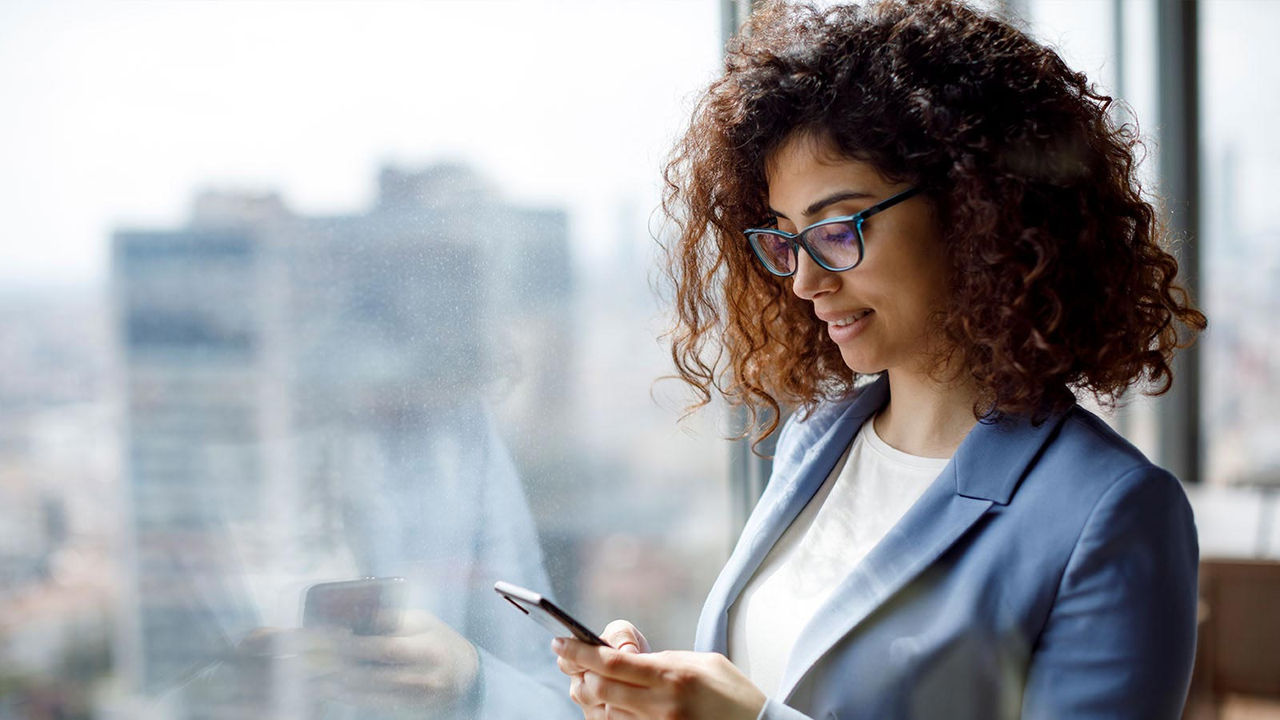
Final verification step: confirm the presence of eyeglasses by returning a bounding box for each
[744,186,922,277]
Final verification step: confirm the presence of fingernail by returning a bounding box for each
[551,637,565,652]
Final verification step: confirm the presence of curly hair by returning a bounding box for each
[660,0,1206,444]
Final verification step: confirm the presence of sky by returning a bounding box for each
[0,0,722,286]
[2,0,1277,288]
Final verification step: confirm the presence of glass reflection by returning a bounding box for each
[113,165,577,718]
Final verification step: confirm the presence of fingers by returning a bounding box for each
[388,608,448,635]
[314,656,473,710]
[552,637,662,686]
[337,634,418,665]
[556,650,587,676]
[555,619,648,676]
[601,620,650,654]
[569,673,643,720]
[579,670,649,709]
[555,621,657,719]
[334,627,473,668]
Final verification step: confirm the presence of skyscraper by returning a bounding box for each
[111,164,573,718]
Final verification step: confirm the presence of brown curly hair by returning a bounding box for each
[660,0,1206,443]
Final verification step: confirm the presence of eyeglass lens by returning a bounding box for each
[750,221,862,274]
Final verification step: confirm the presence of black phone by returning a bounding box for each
[301,577,405,635]
[493,580,610,647]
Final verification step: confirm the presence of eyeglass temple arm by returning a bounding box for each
[858,186,922,221]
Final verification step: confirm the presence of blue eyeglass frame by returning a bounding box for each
[743,186,922,277]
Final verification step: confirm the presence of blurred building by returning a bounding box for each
[109,164,572,717]
[111,210,275,702]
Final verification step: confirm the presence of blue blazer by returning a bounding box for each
[694,375,1198,720]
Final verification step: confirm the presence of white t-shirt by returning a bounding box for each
[727,415,951,695]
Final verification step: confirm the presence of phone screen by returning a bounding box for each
[302,577,405,635]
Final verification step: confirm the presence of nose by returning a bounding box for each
[790,246,839,301]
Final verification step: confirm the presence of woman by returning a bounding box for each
[553,1,1206,718]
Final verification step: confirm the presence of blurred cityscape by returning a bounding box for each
[0,162,728,718]
[1203,149,1280,490]
[2,155,1279,718]
[1,155,1279,715]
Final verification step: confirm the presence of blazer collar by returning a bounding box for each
[953,406,1066,504]
[776,372,1070,505]
[775,397,1069,700]
[693,375,886,655]
[694,373,1073,698]
[814,374,1071,505]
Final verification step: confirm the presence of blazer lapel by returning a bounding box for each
[694,376,891,654]
[776,407,1072,702]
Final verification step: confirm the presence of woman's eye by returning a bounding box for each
[812,224,857,246]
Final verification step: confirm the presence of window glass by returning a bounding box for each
[1196,0,1280,556]
[1201,0,1280,487]
[0,2,727,717]
[1025,0,1280,556]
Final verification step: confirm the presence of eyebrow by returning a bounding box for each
[769,190,874,221]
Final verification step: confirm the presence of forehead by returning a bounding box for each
[764,134,887,215]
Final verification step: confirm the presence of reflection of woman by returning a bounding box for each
[183,404,577,720]
[554,2,1207,719]
[328,403,577,719]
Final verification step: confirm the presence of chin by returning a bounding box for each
[838,349,886,377]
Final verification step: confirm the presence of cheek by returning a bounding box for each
[868,270,948,333]
[899,237,951,309]
[853,260,930,317]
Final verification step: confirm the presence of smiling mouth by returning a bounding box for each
[830,309,873,327]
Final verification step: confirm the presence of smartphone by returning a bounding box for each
[493,581,610,647]
[301,577,405,635]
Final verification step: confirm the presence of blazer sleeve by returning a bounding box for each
[1021,465,1199,720]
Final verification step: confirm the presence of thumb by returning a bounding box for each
[601,619,649,654]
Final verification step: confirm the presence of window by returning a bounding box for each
[1019,0,1280,555]
[0,2,727,717]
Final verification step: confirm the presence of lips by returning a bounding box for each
[818,308,873,326]
[822,308,874,344]
[829,309,873,327]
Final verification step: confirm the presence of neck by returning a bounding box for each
[874,367,981,459]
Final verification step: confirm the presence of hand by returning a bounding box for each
[552,620,766,720]
[554,620,650,717]
[313,609,480,713]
